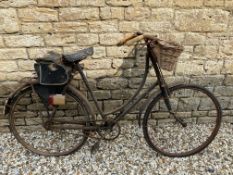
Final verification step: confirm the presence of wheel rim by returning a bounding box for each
[144,85,221,157]
[10,87,89,156]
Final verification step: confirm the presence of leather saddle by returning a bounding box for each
[36,47,94,64]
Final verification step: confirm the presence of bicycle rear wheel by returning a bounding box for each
[143,84,222,157]
[9,85,91,156]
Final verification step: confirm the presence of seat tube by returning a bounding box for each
[75,63,106,119]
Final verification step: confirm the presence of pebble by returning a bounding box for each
[0,123,233,174]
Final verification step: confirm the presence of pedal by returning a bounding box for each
[90,140,100,155]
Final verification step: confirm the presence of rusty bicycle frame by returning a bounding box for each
[69,40,172,131]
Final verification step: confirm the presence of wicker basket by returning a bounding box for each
[151,39,184,71]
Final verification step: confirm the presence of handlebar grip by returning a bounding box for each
[117,33,158,46]
[125,35,144,46]
[117,33,138,46]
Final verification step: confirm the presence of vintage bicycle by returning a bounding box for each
[4,32,222,157]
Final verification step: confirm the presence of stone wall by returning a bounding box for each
[0,0,233,131]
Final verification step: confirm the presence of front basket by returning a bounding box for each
[151,39,184,71]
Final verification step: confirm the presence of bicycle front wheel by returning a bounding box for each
[9,85,91,156]
[143,84,222,157]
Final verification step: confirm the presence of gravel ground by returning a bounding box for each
[0,122,233,175]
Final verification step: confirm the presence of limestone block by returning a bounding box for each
[4,35,44,47]
[99,33,123,46]
[76,0,105,6]
[18,8,58,22]
[125,7,151,20]
[76,34,99,45]
[224,75,233,85]
[204,0,224,7]
[0,61,18,72]
[119,21,139,32]
[0,49,28,60]
[151,8,174,21]
[215,86,233,96]
[86,69,122,78]
[100,7,124,20]
[97,78,128,89]
[104,100,123,112]
[222,60,233,74]
[44,33,75,46]
[0,9,19,33]
[89,21,118,32]
[176,61,205,75]
[59,8,99,21]
[0,0,36,7]
[83,59,112,70]
[184,33,206,45]
[174,0,203,7]
[106,0,132,6]
[38,0,76,6]
[18,60,34,71]
[175,9,229,32]
[145,0,173,7]
[21,23,53,33]
[54,22,88,33]
[89,90,111,100]
[6,72,32,81]
[204,60,223,75]
[140,22,173,32]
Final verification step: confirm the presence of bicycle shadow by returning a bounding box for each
[75,42,183,118]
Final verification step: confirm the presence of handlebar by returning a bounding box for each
[117,33,138,46]
[117,32,158,46]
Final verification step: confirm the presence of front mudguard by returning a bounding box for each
[4,79,38,115]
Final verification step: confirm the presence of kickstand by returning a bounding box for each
[90,139,101,155]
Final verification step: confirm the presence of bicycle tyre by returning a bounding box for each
[9,84,92,156]
[143,84,222,157]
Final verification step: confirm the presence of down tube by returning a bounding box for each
[112,81,159,124]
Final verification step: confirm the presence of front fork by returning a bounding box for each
[148,47,187,127]
[160,82,187,127]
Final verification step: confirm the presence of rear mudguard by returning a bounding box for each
[137,84,185,127]
[4,79,38,115]
[4,80,95,122]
